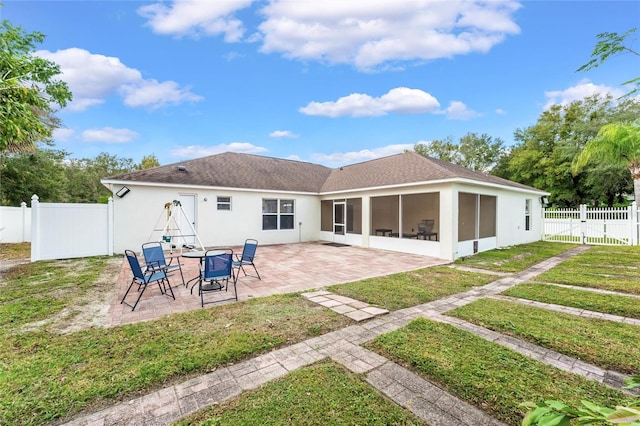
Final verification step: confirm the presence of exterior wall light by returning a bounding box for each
[116,186,130,198]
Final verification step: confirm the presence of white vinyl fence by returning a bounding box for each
[544,202,639,246]
[0,202,31,243]
[30,195,114,261]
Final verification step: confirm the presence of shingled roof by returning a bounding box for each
[105,151,541,193]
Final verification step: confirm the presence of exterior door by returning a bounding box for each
[178,194,196,245]
[334,201,347,243]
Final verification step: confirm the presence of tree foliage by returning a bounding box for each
[578,27,639,97]
[493,94,640,207]
[0,14,72,153]
[573,121,640,203]
[0,151,157,205]
[414,132,505,172]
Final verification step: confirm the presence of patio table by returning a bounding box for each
[182,250,224,291]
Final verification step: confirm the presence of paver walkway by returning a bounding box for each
[63,244,634,426]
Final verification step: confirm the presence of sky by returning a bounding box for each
[3,0,639,168]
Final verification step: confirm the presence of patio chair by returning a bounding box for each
[121,249,175,311]
[233,239,261,280]
[142,242,185,287]
[417,219,438,241]
[198,249,237,307]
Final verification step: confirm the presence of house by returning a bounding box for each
[101,151,548,261]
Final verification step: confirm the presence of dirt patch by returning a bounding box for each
[18,257,123,334]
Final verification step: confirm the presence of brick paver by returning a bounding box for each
[63,244,636,426]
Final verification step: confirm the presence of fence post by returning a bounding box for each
[20,202,27,242]
[107,197,114,256]
[632,202,638,246]
[30,195,39,262]
[579,204,587,244]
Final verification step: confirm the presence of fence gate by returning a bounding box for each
[544,203,638,246]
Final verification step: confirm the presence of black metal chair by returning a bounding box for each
[121,250,175,311]
[142,242,185,286]
[417,219,438,241]
[198,249,237,307]
[233,239,261,280]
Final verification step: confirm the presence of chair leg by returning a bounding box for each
[120,278,137,305]
[122,282,148,311]
[163,277,175,300]
[251,262,261,280]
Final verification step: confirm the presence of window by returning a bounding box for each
[262,199,294,230]
[217,196,231,211]
[525,199,531,231]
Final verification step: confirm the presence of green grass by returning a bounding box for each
[535,245,640,294]
[449,298,640,375]
[328,266,496,311]
[177,359,424,426]
[504,283,640,319]
[454,241,575,273]
[0,259,352,426]
[368,318,631,426]
[0,257,114,329]
[0,242,30,260]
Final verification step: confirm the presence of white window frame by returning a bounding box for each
[262,198,295,230]
[525,199,532,231]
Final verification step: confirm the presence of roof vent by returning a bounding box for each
[177,165,187,172]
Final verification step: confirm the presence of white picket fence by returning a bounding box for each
[544,203,639,246]
[0,202,31,243]
[30,195,114,261]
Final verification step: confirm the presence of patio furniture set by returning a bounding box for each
[375,219,438,241]
[121,239,260,311]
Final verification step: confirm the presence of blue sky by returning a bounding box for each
[3,1,639,167]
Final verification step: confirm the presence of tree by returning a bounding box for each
[0,13,72,153]
[64,153,138,203]
[137,154,160,170]
[414,132,505,172]
[573,121,640,203]
[494,94,640,207]
[0,149,68,205]
[577,28,639,97]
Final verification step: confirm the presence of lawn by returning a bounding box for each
[328,266,497,311]
[177,359,424,426]
[453,241,575,273]
[2,241,636,426]
[367,318,630,426]
[449,298,640,375]
[504,282,640,319]
[534,245,640,294]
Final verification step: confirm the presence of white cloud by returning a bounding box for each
[270,130,300,138]
[120,79,203,109]
[170,142,268,158]
[259,0,521,70]
[495,108,506,115]
[138,0,253,41]
[543,79,625,110]
[36,48,203,111]
[53,128,75,141]
[311,143,413,167]
[81,127,140,143]
[441,100,480,120]
[300,87,440,117]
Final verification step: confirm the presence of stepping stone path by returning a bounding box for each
[302,290,389,321]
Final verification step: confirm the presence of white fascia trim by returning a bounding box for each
[319,178,549,197]
[99,179,318,196]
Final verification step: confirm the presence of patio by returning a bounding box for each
[108,241,450,326]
